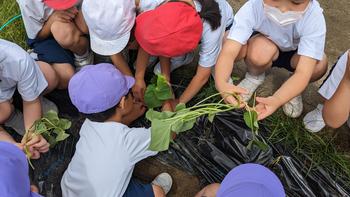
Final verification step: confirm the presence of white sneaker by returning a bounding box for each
[151,173,173,195]
[153,52,195,74]
[4,109,25,135]
[41,97,58,113]
[303,104,325,132]
[75,50,94,71]
[283,95,303,118]
[237,72,265,102]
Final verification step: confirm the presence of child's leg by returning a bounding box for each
[52,63,75,89]
[245,34,279,75]
[152,185,165,197]
[0,126,16,143]
[290,54,328,81]
[0,101,13,124]
[37,61,59,93]
[195,183,221,197]
[51,21,89,56]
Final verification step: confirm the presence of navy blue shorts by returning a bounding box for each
[272,49,297,72]
[123,178,154,197]
[27,37,75,66]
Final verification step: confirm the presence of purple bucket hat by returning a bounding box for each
[68,63,135,114]
[217,163,285,197]
[0,142,42,197]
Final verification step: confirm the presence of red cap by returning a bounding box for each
[43,0,78,10]
[135,2,203,57]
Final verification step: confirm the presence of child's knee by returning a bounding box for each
[311,54,328,81]
[0,102,13,123]
[38,61,59,92]
[51,21,79,49]
[53,64,75,89]
[152,184,165,197]
[246,36,278,67]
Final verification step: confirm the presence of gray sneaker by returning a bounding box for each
[151,173,173,195]
[4,109,25,135]
[153,52,195,74]
[75,51,94,71]
[237,72,265,102]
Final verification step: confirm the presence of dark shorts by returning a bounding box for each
[319,54,343,88]
[271,49,297,72]
[123,178,154,197]
[27,37,75,66]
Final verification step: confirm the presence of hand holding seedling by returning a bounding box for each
[133,78,147,103]
[217,83,248,106]
[255,96,283,120]
[22,110,71,168]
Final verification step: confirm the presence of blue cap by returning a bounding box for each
[217,163,285,197]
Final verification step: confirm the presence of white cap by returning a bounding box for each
[82,0,135,56]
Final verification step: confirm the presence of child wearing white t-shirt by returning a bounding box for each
[0,39,50,159]
[304,50,350,132]
[16,0,93,89]
[62,63,172,197]
[215,0,328,120]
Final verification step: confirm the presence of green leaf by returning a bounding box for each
[252,140,269,152]
[146,109,176,122]
[56,132,70,142]
[175,103,186,111]
[171,118,196,133]
[58,119,72,130]
[44,110,59,124]
[148,119,173,152]
[144,85,163,108]
[33,122,47,135]
[243,110,258,131]
[144,75,173,108]
[208,113,215,123]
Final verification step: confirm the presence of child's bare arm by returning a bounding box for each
[23,98,42,132]
[110,53,133,76]
[256,55,317,120]
[323,51,350,128]
[133,47,151,102]
[215,39,248,105]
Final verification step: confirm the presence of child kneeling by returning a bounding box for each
[61,63,172,197]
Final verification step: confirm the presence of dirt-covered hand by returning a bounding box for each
[133,79,146,103]
[256,96,282,120]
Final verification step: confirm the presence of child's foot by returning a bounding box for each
[152,173,173,195]
[153,52,195,74]
[237,72,265,102]
[283,95,303,118]
[4,109,25,135]
[303,104,325,132]
[75,50,94,71]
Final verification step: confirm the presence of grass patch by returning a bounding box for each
[0,0,26,48]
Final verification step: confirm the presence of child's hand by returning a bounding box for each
[255,96,282,120]
[50,9,78,23]
[22,134,50,159]
[217,82,248,107]
[132,79,146,103]
[162,100,174,112]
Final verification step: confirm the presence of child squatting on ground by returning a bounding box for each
[17,0,93,90]
[0,39,52,160]
[215,0,328,120]
[133,0,234,111]
[304,50,350,132]
[61,63,172,197]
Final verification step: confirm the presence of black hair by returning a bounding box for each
[81,105,117,122]
[169,0,222,31]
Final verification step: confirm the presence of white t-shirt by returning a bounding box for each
[140,0,234,68]
[228,0,326,61]
[16,0,54,39]
[61,119,157,197]
[0,39,48,102]
[319,50,349,100]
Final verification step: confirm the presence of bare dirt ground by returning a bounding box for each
[134,1,350,196]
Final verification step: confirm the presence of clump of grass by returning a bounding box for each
[0,0,27,48]
[265,112,350,184]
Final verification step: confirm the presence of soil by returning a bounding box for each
[134,1,350,196]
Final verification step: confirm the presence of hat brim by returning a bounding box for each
[44,0,78,10]
[90,31,130,56]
